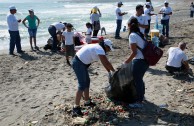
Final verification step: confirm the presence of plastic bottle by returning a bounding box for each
[152,35,159,47]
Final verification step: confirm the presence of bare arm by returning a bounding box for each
[182,60,190,70]
[124,43,137,63]
[22,18,28,28]
[99,55,115,72]
[36,17,40,27]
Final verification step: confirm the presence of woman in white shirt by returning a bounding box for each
[90,6,101,37]
[123,18,149,108]
[71,39,115,116]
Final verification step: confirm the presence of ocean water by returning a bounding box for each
[0,0,164,51]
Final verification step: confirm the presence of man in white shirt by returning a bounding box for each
[7,5,25,55]
[127,4,148,36]
[166,42,191,75]
[115,1,127,39]
[159,1,172,37]
[144,2,156,37]
[48,22,66,52]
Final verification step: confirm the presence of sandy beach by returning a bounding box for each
[0,0,194,126]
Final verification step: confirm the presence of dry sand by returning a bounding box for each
[0,0,194,126]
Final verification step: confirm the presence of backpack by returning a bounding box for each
[136,33,163,66]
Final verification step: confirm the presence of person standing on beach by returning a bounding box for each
[72,39,115,116]
[144,2,156,37]
[115,1,128,39]
[85,22,93,44]
[22,9,40,51]
[62,23,75,66]
[127,4,148,37]
[123,18,149,108]
[48,22,66,52]
[145,0,154,11]
[7,5,25,55]
[165,42,192,75]
[159,1,172,38]
[90,6,101,37]
[190,2,194,17]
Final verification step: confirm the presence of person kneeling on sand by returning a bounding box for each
[72,39,115,116]
[166,42,192,75]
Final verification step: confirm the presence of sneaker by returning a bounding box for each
[9,53,16,56]
[35,46,39,50]
[84,101,96,107]
[17,50,25,53]
[72,107,83,117]
[115,36,122,39]
[128,103,143,108]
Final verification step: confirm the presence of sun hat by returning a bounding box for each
[28,9,34,12]
[9,5,16,10]
[118,1,123,5]
[104,39,114,51]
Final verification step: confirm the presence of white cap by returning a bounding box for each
[145,2,151,6]
[104,39,114,51]
[117,1,123,5]
[9,5,16,10]
[28,9,34,12]
[164,1,168,4]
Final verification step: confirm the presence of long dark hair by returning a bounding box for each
[129,18,144,38]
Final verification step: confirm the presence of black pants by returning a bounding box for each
[48,26,57,51]
[93,30,99,37]
[165,65,186,73]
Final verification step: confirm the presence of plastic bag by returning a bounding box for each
[105,62,137,103]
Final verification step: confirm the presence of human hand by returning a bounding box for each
[18,19,21,23]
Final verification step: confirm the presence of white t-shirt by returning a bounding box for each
[128,14,148,34]
[144,8,151,20]
[190,5,194,11]
[167,47,188,68]
[7,14,19,31]
[160,6,172,20]
[62,31,74,45]
[115,7,122,20]
[51,22,65,31]
[129,33,145,59]
[90,13,101,24]
[76,44,105,64]
[86,28,92,38]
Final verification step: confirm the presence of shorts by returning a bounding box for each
[28,28,37,37]
[65,44,75,57]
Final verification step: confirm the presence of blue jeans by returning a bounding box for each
[115,19,122,38]
[28,28,37,37]
[72,56,90,91]
[48,26,57,51]
[161,19,169,37]
[132,59,149,102]
[8,30,22,54]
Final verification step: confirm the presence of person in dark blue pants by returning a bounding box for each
[7,5,24,55]
[123,18,149,108]
[115,1,127,39]
[159,1,172,37]
[48,22,66,52]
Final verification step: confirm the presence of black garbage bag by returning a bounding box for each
[105,62,137,103]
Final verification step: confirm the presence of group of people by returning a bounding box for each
[6,1,192,117]
[115,1,172,39]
